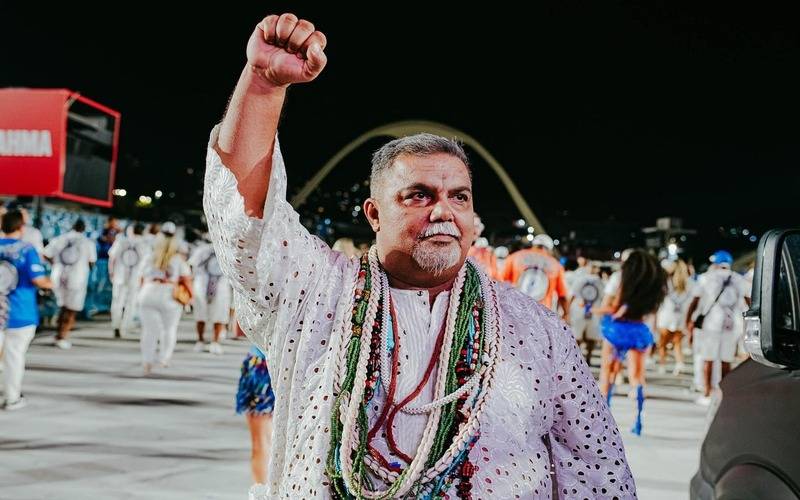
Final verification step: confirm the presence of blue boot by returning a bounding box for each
[631,385,644,436]
[606,383,615,408]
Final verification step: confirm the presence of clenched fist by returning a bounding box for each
[246,13,328,88]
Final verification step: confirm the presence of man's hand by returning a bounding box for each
[32,276,53,290]
[247,13,328,88]
[215,13,328,217]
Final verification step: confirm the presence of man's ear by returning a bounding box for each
[363,198,380,232]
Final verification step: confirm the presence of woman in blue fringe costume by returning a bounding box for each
[597,249,666,436]
[235,322,275,487]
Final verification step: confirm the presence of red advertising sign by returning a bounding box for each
[0,88,120,207]
[0,88,67,196]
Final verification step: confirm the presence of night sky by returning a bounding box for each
[3,3,798,258]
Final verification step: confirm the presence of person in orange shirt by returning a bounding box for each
[466,214,498,279]
[502,234,569,320]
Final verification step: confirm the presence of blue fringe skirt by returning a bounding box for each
[600,315,654,359]
[235,347,275,415]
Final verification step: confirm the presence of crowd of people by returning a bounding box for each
[0,205,276,485]
[468,225,752,413]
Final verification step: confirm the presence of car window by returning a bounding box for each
[776,233,800,332]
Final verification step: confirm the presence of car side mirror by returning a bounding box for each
[743,229,800,369]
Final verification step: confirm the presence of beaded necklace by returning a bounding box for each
[326,247,501,499]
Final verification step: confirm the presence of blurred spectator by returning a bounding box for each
[568,262,605,366]
[467,214,499,279]
[686,250,751,405]
[1,210,53,410]
[1,203,44,256]
[43,219,97,349]
[137,222,192,374]
[98,217,122,259]
[332,237,358,258]
[189,231,231,355]
[502,234,569,319]
[108,222,150,338]
[655,259,694,375]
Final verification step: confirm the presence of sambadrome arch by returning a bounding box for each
[289,120,545,234]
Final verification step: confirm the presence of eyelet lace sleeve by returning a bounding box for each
[549,318,637,499]
[202,125,334,364]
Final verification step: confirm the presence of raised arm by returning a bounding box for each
[203,13,341,359]
[214,13,327,218]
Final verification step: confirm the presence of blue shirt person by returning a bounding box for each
[0,238,47,329]
[1,209,53,410]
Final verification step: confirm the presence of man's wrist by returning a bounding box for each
[244,65,289,95]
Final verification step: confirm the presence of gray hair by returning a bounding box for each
[370,133,471,197]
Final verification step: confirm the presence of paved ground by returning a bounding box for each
[1,316,711,499]
[605,366,709,500]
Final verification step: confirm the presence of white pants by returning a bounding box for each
[111,282,139,331]
[696,329,739,363]
[0,325,36,402]
[192,282,232,325]
[54,285,88,312]
[693,352,722,389]
[138,283,182,365]
[570,315,602,342]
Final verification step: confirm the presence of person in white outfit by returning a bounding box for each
[568,261,604,366]
[202,13,635,496]
[655,258,694,375]
[188,234,231,354]
[18,207,45,256]
[143,223,160,249]
[108,222,151,338]
[43,219,97,349]
[137,222,192,374]
[564,255,590,291]
[0,204,45,257]
[687,250,751,405]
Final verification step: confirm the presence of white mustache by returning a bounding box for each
[419,222,461,239]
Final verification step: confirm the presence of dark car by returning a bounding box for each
[691,229,800,500]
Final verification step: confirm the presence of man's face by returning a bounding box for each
[364,153,474,285]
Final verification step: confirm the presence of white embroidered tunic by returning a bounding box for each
[203,127,636,499]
